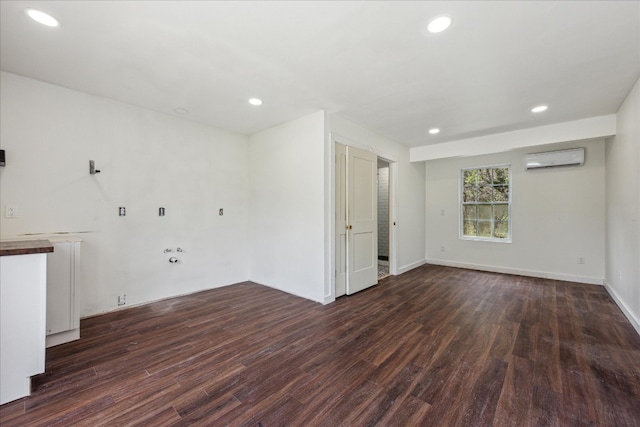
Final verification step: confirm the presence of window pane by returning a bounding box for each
[477,221,491,238]
[463,187,477,202]
[478,186,492,202]
[463,170,477,186]
[478,205,492,220]
[463,220,477,236]
[463,205,477,220]
[478,169,492,186]
[493,168,509,185]
[493,185,509,202]
[493,204,509,222]
[494,221,509,239]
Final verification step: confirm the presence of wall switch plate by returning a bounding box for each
[119,207,126,216]
[219,208,223,216]
[5,206,17,218]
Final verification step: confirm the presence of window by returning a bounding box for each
[461,166,511,241]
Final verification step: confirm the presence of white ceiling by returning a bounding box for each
[1,1,639,148]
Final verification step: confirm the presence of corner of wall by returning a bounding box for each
[604,76,640,336]
[604,280,640,336]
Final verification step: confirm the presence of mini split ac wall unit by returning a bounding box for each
[524,147,585,170]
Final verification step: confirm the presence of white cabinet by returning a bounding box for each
[0,240,52,405]
[45,237,82,348]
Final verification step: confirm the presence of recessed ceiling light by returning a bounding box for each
[531,105,548,113]
[173,108,189,114]
[26,9,60,27]
[429,128,440,135]
[248,98,263,106]
[427,16,452,33]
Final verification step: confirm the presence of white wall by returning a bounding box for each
[329,115,427,275]
[0,72,250,316]
[248,111,326,303]
[606,77,640,333]
[425,139,606,284]
[9,66,631,327]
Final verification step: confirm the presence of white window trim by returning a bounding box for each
[459,164,512,243]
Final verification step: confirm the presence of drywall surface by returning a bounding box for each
[606,77,640,332]
[329,115,427,275]
[425,138,606,284]
[411,115,616,161]
[0,72,250,316]
[248,111,326,303]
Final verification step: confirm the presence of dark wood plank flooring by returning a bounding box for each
[1,264,639,426]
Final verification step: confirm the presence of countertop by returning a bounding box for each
[0,240,54,256]
[3,233,84,243]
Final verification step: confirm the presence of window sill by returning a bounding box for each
[460,236,512,243]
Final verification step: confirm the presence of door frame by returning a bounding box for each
[376,157,397,278]
[329,133,398,301]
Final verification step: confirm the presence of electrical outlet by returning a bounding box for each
[219,208,223,216]
[578,257,585,264]
[119,207,126,216]
[440,209,445,216]
[440,245,445,252]
[118,294,126,306]
[5,206,17,218]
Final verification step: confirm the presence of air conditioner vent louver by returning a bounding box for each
[524,148,585,170]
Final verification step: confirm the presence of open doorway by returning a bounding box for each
[377,158,391,280]
[333,140,397,300]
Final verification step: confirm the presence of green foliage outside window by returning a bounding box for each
[461,167,510,240]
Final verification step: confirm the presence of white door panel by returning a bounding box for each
[352,157,375,221]
[346,146,378,295]
[353,232,375,272]
[335,143,347,297]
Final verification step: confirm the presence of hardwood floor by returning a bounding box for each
[1,264,639,426]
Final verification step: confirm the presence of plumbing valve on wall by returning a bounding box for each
[89,160,100,175]
[165,248,184,264]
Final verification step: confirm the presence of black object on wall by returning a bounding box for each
[0,150,5,166]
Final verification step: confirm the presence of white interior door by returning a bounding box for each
[346,145,378,294]
[335,143,347,297]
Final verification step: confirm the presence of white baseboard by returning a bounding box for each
[603,280,640,336]
[425,258,604,285]
[250,279,325,304]
[397,259,427,275]
[322,295,336,305]
[46,328,80,348]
